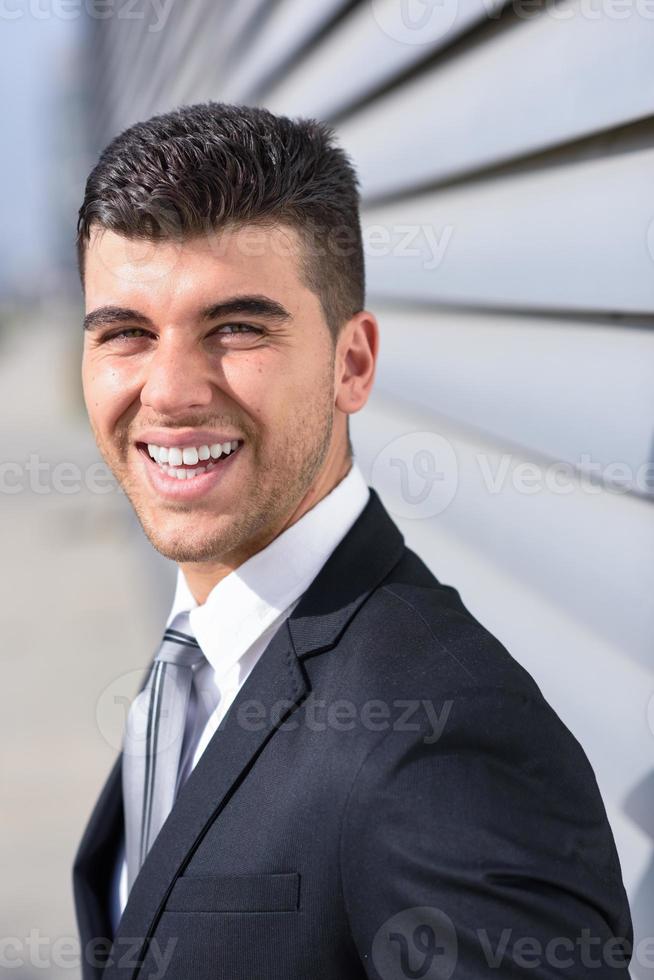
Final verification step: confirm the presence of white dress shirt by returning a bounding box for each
[109,461,370,934]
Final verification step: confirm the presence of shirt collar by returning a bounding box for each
[166,460,370,680]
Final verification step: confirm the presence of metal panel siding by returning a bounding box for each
[352,389,654,671]
[362,147,654,313]
[335,9,654,197]
[218,0,353,103]
[262,0,494,119]
[371,305,654,498]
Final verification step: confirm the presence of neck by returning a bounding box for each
[179,451,353,604]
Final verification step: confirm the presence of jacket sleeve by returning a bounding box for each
[339,686,633,979]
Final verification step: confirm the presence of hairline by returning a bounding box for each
[77,217,349,344]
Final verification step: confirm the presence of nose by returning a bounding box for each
[140,334,214,416]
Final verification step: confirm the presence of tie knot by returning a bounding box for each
[155,627,206,668]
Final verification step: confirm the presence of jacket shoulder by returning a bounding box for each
[346,542,542,701]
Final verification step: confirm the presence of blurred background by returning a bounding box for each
[1,1,653,976]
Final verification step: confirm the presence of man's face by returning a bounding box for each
[81,223,344,569]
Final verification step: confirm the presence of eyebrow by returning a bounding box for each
[83,294,294,332]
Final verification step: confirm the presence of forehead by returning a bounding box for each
[83,223,309,311]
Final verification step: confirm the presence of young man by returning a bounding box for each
[73,102,632,979]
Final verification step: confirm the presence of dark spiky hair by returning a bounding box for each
[76,101,365,341]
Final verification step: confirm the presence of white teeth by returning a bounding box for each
[162,462,214,480]
[144,439,242,478]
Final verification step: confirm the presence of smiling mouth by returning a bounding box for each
[136,439,244,480]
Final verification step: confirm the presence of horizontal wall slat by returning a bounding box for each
[263,0,491,120]
[350,390,654,672]
[162,0,269,114]
[125,0,216,126]
[336,6,654,199]
[220,0,351,104]
[372,306,654,497]
[362,146,654,314]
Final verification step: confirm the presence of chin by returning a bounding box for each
[135,510,223,562]
[147,532,222,564]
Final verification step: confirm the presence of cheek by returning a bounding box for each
[221,354,301,425]
[82,358,136,431]
[245,366,317,424]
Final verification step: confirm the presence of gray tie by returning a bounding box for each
[122,614,207,892]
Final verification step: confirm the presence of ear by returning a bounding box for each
[334,311,379,415]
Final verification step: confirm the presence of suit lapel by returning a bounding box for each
[286,487,405,659]
[76,488,404,980]
[103,622,307,980]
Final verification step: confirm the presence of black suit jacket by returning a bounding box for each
[73,487,633,979]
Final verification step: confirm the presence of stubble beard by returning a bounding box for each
[100,381,336,567]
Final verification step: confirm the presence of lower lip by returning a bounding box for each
[136,443,244,502]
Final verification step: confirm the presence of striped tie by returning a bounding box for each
[121,616,206,893]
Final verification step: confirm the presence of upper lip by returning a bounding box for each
[135,430,244,449]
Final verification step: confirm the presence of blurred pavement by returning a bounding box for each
[0,306,174,979]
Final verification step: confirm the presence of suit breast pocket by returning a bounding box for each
[166,871,301,913]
